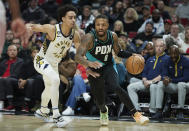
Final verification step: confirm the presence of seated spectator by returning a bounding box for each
[138,5,151,27]
[163,24,184,47]
[131,21,154,53]
[141,41,155,61]
[175,0,189,27]
[1,30,14,59]
[181,27,189,54]
[171,14,184,33]
[127,39,169,115]
[0,44,23,111]
[113,20,125,37]
[15,45,43,112]
[122,8,140,38]
[163,19,172,35]
[62,64,91,115]
[76,5,95,31]
[156,45,189,119]
[22,0,47,24]
[138,9,165,35]
[157,0,171,20]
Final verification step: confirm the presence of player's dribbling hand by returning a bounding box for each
[11,18,32,47]
[88,61,102,69]
[86,69,100,78]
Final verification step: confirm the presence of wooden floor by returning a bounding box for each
[0,114,189,131]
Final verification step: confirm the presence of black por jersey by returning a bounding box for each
[86,30,114,66]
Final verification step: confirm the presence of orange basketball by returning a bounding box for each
[125,55,145,75]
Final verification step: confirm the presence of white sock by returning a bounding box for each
[53,108,61,118]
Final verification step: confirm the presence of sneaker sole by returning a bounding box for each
[34,112,54,123]
[56,116,73,128]
[140,119,149,125]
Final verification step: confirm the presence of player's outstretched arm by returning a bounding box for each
[26,24,55,40]
[75,33,102,69]
[112,32,133,58]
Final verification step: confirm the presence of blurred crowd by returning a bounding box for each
[0,0,189,120]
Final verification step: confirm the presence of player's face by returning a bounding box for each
[95,18,109,37]
[63,11,76,28]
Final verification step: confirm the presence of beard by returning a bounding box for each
[152,17,160,23]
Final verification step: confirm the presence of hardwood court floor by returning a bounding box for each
[0,114,189,131]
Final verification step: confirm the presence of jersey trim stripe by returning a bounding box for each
[86,52,105,66]
[51,25,57,42]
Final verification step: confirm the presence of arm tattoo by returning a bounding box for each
[75,34,93,67]
[113,33,121,55]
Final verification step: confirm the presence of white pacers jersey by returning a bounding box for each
[37,24,74,67]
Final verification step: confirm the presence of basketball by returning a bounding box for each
[125,55,145,75]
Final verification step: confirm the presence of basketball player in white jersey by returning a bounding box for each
[26,5,80,128]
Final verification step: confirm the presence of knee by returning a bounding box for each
[178,82,186,91]
[49,73,60,86]
[127,84,135,92]
[150,84,157,91]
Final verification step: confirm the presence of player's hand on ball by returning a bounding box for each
[88,61,102,69]
[86,69,100,78]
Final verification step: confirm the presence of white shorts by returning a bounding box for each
[34,55,59,77]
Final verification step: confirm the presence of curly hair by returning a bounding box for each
[57,4,78,22]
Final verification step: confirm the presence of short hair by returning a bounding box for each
[57,4,78,22]
[146,21,154,27]
[94,15,109,23]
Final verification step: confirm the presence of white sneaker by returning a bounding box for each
[100,106,109,126]
[54,115,73,128]
[133,112,149,125]
[34,109,54,123]
[83,93,91,102]
[62,107,74,115]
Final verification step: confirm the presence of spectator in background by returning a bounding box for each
[127,39,168,115]
[163,24,184,49]
[62,64,91,115]
[1,30,14,59]
[113,20,125,36]
[156,45,189,119]
[22,0,47,24]
[131,21,154,53]
[138,6,151,27]
[175,0,189,27]
[109,1,124,26]
[122,8,140,38]
[157,0,171,20]
[122,0,132,10]
[141,41,155,61]
[49,18,58,25]
[138,9,165,35]
[0,44,23,110]
[76,5,95,31]
[40,0,59,19]
[171,14,184,33]
[181,27,189,54]
[163,19,172,35]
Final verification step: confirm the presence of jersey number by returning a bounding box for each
[104,55,108,61]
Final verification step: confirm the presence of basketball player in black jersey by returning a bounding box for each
[75,15,149,126]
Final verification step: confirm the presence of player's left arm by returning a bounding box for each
[112,32,133,58]
[73,30,81,50]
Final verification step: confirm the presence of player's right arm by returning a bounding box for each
[75,33,102,69]
[26,24,55,41]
